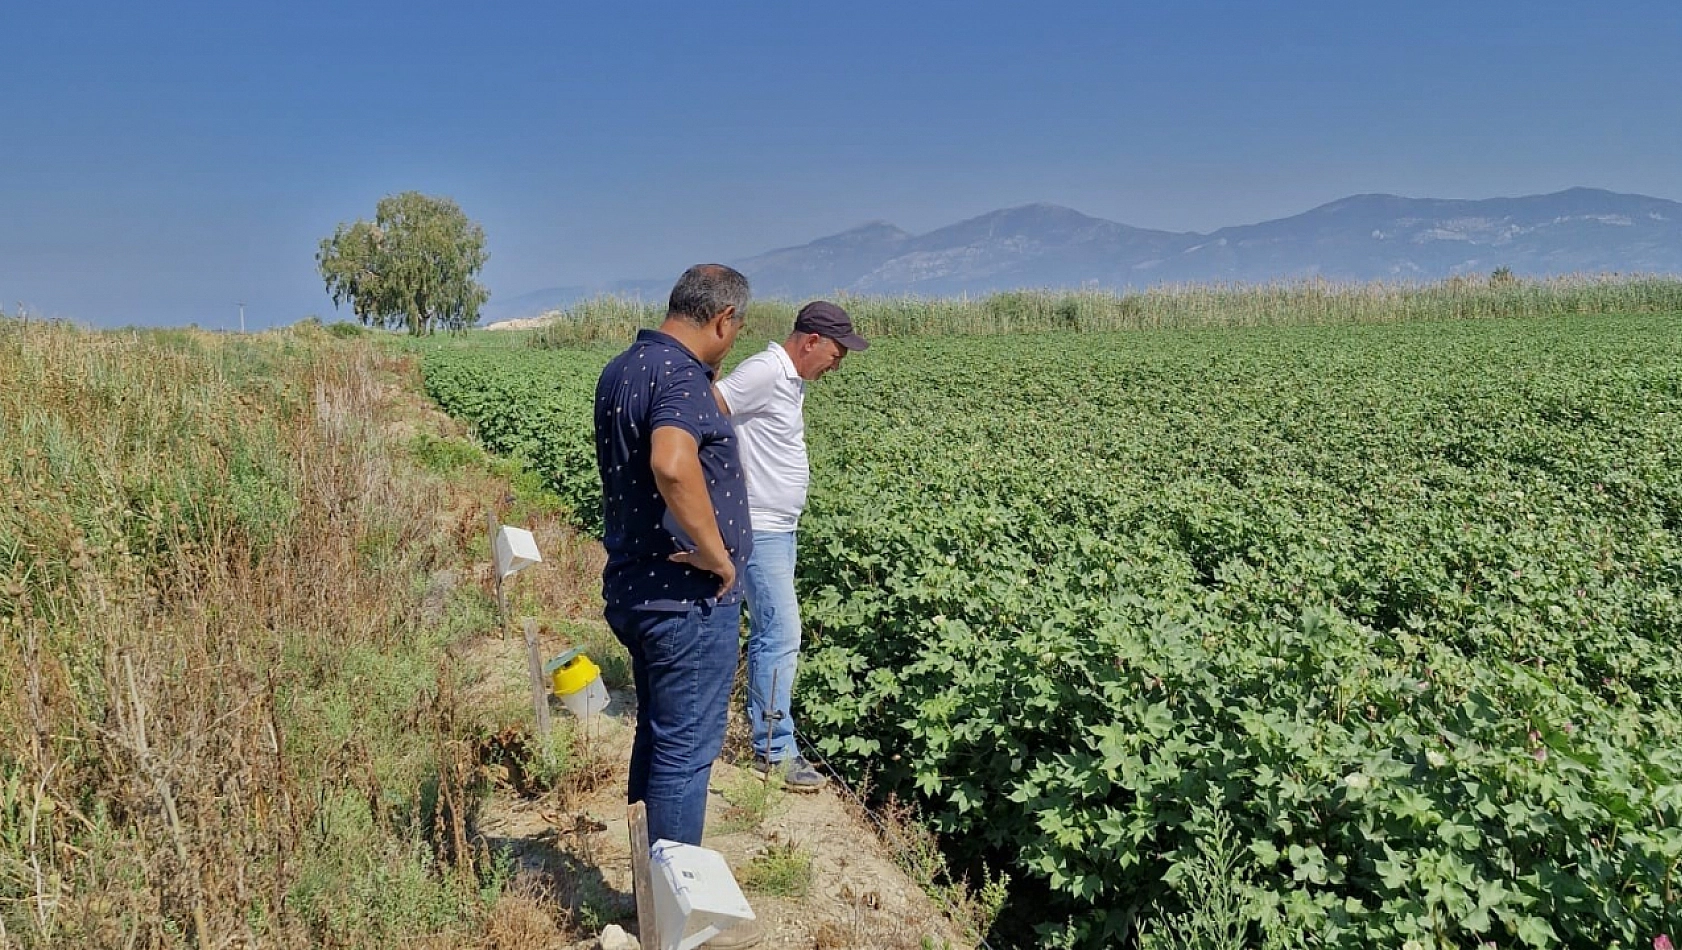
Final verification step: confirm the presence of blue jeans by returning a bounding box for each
[742,531,802,763]
[605,599,740,846]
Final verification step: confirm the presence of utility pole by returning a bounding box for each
[237,302,245,334]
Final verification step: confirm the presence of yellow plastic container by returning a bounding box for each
[548,651,609,718]
[550,653,600,696]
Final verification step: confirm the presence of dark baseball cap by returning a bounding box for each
[793,301,870,351]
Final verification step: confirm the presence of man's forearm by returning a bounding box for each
[655,466,729,563]
[650,427,730,568]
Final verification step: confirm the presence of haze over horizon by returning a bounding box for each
[5,0,1680,329]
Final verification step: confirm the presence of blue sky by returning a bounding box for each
[4,0,1679,328]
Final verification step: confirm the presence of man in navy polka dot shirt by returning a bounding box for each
[594,264,751,848]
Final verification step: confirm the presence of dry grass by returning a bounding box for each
[0,321,571,948]
[820,777,1004,950]
[811,892,961,950]
[525,273,1682,348]
[478,872,568,950]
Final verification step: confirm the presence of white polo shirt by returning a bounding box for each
[715,342,808,533]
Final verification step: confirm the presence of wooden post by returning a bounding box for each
[486,509,507,637]
[628,802,658,949]
[522,618,551,739]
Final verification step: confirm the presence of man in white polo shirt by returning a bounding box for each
[714,301,868,790]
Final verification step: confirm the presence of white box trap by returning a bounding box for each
[648,839,755,950]
[492,525,542,580]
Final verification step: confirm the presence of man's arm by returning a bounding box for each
[714,353,775,419]
[649,425,735,598]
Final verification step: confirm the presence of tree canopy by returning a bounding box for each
[317,192,489,334]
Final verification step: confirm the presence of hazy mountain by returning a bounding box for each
[735,221,912,298]
[488,188,1682,320]
[1143,187,1682,283]
[840,204,1187,296]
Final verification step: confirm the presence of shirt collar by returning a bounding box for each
[637,328,715,379]
[768,341,801,380]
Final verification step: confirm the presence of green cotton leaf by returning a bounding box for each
[842,735,879,756]
[1650,826,1682,861]
[1476,878,1510,908]
[1067,872,1104,901]
[1392,788,1440,827]
[1459,878,1509,934]
[1374,851,1411,891]
[1095,811,1127,848]
[915,770,944,796]
[1512,914,1557,948]
[1436,818,1481,850]
[1289,843,1329,885]
[1653,784,1682,812]
[1141,702,1175,737]
[949,782,983,813]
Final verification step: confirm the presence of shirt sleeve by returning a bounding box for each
[649,365,711,441]
[715,352,781,418]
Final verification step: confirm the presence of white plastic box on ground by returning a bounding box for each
[648,839,755,950]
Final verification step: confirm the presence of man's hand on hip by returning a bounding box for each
[669,548,736,599]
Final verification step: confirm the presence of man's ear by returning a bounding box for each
[710,306,738,336]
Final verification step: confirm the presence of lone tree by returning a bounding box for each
[317,192,489,334]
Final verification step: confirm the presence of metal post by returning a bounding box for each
[761,667,782,778]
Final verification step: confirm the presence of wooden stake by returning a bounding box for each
[629,802,658,949]
[522,618,551,738]
[486,509,508,637]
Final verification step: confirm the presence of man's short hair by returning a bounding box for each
[668,264,750,326]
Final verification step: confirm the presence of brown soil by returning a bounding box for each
[461,631,972,950]
[389,348,973,949]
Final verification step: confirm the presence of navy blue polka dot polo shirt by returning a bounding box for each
[594,328,752,611]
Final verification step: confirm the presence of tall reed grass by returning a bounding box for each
[0,321,536,948]
[525,274,1682,348]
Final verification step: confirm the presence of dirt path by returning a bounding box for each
[462,630,971,950]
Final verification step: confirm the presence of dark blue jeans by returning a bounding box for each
[605,599,740,846]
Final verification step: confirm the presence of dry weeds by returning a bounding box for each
[0,323,567,948]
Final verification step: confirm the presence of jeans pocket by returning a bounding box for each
[640,606,696,667]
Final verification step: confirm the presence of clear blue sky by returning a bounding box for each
[4,0,1679,328]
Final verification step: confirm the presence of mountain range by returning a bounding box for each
[484,187,1682,321]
